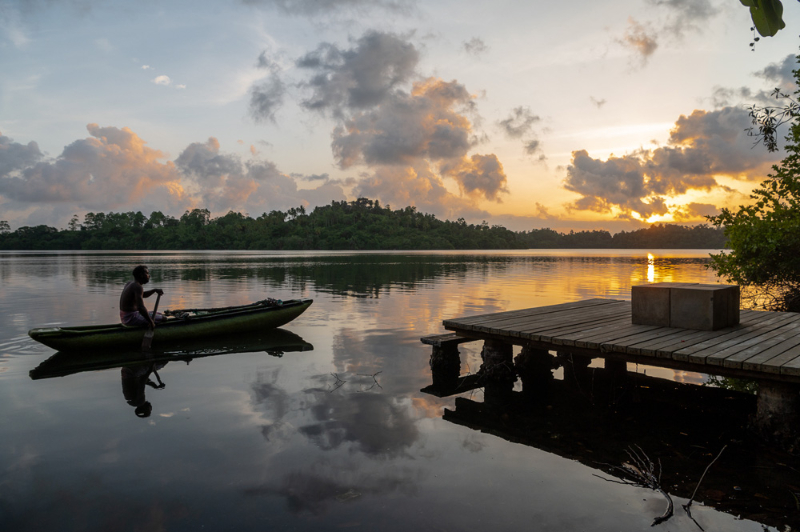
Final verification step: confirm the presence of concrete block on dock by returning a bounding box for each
[632,282,739,330]
[670,284,740,330]
[632,282,696,327]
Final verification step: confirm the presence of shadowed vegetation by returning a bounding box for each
[0,198,727,251]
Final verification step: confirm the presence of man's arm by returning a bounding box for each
[133,285,156,328]
[143,289,164,298]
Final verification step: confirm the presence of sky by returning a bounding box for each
[0,0,798,232]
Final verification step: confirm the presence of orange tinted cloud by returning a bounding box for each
[0,124,185,209]
[564,106,781,219]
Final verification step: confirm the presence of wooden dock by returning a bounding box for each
[423,298,800,443]
[442,298,800,382]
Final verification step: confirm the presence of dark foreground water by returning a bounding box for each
[0,250,797,531]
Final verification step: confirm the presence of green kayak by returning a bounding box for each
[28,298,313,352]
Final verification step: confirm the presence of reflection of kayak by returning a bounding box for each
[28,298,313,352]
[29,328,314,380]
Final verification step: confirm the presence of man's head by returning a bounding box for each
[135,401,153,418]
[132,265,150,284]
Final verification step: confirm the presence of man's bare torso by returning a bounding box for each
[119,281,143,312]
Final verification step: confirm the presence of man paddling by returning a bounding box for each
[119,265,165,327]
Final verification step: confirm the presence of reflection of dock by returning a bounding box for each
[423,298,800,443]
[439,371,798,530]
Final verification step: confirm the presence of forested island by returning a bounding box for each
[0,198,727,250]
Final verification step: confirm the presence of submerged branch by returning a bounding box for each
[595,445,673,526]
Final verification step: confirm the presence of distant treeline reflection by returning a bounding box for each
[0,198,727,250]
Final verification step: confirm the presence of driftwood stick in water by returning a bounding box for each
[682,445,727,531]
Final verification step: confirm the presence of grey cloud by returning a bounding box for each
[249,49,287,123]
[708,86,755,108]
[444,153,508,201]
[463,37,488,56]
[249,75,286,123]
[649,0,718,37]
[240,0,414,16]
[564,106,781,219]
[332,79,474,168]
[175,138,242,181]
[524,140,540,155]
[297,31,419,117]
[498,106,540,139]
[256,50,281,72]
[300,173,329,181]
[176,137,345,214]
[0,133,43,177]
[754,54,799,90]
[589,96,606,109]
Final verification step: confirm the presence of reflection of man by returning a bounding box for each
[119,265,165,328]
[121,362,167,418]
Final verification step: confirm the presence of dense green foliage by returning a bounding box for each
[0,198,726,251]
[709,59,800,311]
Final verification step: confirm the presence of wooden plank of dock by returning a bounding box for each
[443,299,800,384]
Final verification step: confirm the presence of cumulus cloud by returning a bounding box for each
[239,0,414,16]
[0,126,347,226]
[244,30,511,216]
[354,164,490,220]
[0,124,186,210]
[616,18,658,66]
[564,106,781,219]
[331,77,506,204]
[463,37,488,56]
[332,78,475,167]
[175,136,346,214]
[296,31,419,118]
[0,133,43,177]
[442,154,508,200]
[152,75,171,86]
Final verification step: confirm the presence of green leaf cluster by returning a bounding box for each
[740,0,786,37]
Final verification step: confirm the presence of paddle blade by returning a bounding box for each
[142,328,155,349]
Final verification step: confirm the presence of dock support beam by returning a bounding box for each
[480,340,515,404]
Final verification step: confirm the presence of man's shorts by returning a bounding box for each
[120,310,166,326]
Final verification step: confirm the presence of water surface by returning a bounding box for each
[0,250,795,531]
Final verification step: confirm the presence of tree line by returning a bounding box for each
[0,198,727,251]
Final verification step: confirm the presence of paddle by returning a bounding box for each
[141,292,162,350]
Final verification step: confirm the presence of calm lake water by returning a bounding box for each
[0,250,797,531]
